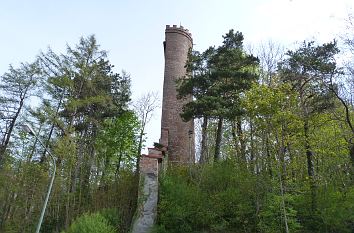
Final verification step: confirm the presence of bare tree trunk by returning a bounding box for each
[133,91,160,171]
[329,83,354,180]
[214,117,223,162]
[304,118,316,211]
[236,116,247,163]
[279,174,289,233]
[136,127,144,173]
[71,131,84,193]
[231,121,241,160]
[199,116,208,163]
[250,119,256,172]
[65,165,73,228]
[265,133,273,177]
[40,95,63,163]
[115,149,123,178]
[304,119,314,178]
[0,95,25,164]
[100,155,110,187]
[349,143,354,182]
[275,124,289,233]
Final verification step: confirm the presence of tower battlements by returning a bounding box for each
[165,25,193,43]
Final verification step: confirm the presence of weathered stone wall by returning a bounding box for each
[131,157,159,233]
[160,25,195,164]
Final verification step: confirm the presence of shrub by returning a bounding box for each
[317,186,354,233]
[61,213,115,233]
[155,161,354,233]
[155,162,260,233]
[99,208,123,232]
[258,193,301,233]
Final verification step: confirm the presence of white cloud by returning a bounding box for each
[250,0,353,45]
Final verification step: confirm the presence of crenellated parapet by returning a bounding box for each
[165,25,193,43]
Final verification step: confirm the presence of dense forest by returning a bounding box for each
[0,17,354,233]
[0,36,143,232]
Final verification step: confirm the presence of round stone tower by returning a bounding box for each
[160,25,195,164]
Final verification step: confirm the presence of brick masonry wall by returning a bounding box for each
[139,157,158,175]
[160,25,195,163]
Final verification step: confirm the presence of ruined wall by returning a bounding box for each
[160,25,195,164]
[131,156,159,233]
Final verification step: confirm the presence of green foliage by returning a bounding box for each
[0,62,40,163]
[177,29,259,161]
[0,160,49,232]
[0,35,138,233]
[155,161,354,233]
[243,83,301,129]
[99,208,123,232]
[91,170,139,232]
[317,187,354,232]
[178,29,259,121]
[95,111,139,182]
[278,40,340,116]
[61,213,115,233]
[156,162,261,233]
[258,193,301,233]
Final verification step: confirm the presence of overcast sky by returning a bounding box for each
[1,0,353,152]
